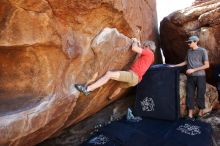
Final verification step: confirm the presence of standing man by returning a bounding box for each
[170,36,209,119]
[75,38,155,96]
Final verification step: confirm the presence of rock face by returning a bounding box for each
[38,95,135,146]
[160,0,220,83]
[193,0,211,5]
[179,74,219,117]
[0,0,158,146]
[202,110,220,145]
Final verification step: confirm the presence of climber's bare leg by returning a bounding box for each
[86,72,98,85]
[87,71,120,92]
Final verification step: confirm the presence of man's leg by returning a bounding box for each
[186,76,196,118]
[86,72,98,85]
[87,71,120,92]
[75,71,135,96]
[197,76,206,117]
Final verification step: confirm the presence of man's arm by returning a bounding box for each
[186,61,209,75]
[131,39,142,54]
[170,61,187,67]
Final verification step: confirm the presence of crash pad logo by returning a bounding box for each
[141,97,155,111]
[177,124,201,136]
[88,134,110,145]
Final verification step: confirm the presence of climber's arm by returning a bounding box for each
[131,38,142,54]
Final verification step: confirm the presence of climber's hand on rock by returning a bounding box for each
[131,38,141,47]
[131,37,138,41]
[131,38,139,43]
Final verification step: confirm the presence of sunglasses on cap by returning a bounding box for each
[187,41,196,44]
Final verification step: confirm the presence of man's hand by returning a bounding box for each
[131,38,141,46]
[186,69,195,75]
[169,61,187,68]
[131,38,138,42]
[169,65,175,67]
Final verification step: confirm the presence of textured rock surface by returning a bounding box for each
[179,74,219,117]
[202,110,220,146]
[0,0,158,146]
[160,0,220,83]
[38,95,134,146]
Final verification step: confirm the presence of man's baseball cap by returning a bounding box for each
[186,35,199,42]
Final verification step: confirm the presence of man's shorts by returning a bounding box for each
[116,71,139,88]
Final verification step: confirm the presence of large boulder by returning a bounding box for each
[160,0,220,83]
[0,0,158,146]
[179,74,219,117]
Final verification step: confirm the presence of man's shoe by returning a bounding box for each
[75,84,90,96]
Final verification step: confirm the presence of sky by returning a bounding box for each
[156,0,195,24]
